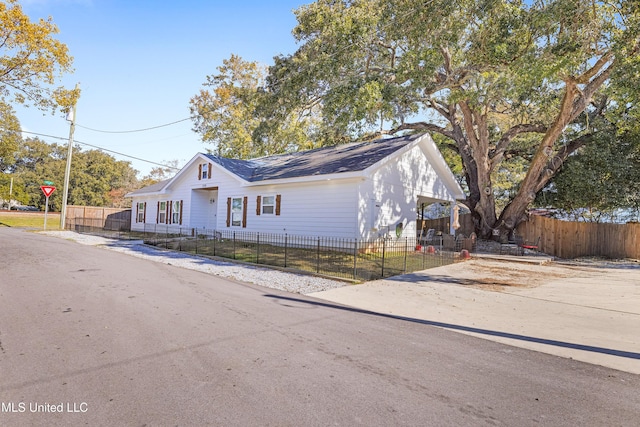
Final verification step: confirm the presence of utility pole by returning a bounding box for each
[60,83,79,230]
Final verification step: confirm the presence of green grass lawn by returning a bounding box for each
[0,211,62,230]
[158,236,456,281]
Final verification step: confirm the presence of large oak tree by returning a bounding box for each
[263,0,640,239]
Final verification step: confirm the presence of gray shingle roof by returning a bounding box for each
[204,133,422,182]
[126,179,170,196]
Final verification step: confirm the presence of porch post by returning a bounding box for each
[449,202,455,235]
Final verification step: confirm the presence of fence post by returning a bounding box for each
[353,239,358,280]
[213,230,217,256]
[233,231,236,259]
[256,232,260,264]
[381,238,386,278]
[403,237,408,274]
[284,234,288,268]
[195,229,198,254]
[316,237,320,273]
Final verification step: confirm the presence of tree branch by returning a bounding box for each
[425,97,450,118]
[570,62,614,119]
[534,133,595,193]
[458,101,480,151]
[388,122,454,139]
[573,52,613,84]
[440,46,452,75]
[490,123,547,169]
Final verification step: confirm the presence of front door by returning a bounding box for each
[207,190,218,229]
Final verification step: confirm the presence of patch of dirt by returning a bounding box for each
[448,259,597,291]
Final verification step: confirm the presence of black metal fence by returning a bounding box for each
[66,218,469,281]
[66,216,132,239]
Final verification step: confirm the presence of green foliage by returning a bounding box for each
[3,137,139,210]
[190,55,264,158]
[539,121,640,222]
[190,55,322,159]
[0,0,75,112]
[259,0,639,236]
[0,102,21,171]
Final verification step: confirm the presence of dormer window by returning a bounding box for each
[201,163,208,180]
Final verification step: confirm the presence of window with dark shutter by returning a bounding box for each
[166,202,169,223]
[143,202,147,223]
[261,196,275,215]
[230,197,246,227]
[198,164,202,180]
[158,201,167,224]
[256,196,261,216]
[242,197,248,228]
[275,194,281,216]
[208,163,212,179]
[226,197,231,227]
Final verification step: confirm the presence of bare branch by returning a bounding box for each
[440,46,452,74]
[425,97,450,118]
[573,52,613,85]
[388,122,454,139]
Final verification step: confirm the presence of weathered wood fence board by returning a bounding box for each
[420,214,639,260]
[516,215,639,260]
[65,206,131,230]
[516,215,640,259]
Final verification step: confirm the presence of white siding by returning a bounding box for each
[219,179,360,238]
[130,196,155,232]
[130,156,219,231]
[130,158,362,238]
[130,140,461,240]
[358,143,455,241]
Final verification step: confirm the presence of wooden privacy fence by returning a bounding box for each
[420,213,639,259]
[517,215,640,260]
[65,206,131,231]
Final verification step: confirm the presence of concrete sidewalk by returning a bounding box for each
[309,258,640,375]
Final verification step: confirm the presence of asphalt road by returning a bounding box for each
[1,227,639,426]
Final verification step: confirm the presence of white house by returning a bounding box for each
[126,133,465,240]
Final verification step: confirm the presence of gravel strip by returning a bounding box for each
[39,231,349,294]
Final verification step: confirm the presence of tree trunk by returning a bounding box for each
[456,102,498,240]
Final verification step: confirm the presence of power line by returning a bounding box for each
[73,140,181,170]
[75,117,191,134]
[14,129,181,170]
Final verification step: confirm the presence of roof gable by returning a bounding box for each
[125,179,171,197]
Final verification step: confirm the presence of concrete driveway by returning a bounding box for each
[310,258,640,374]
